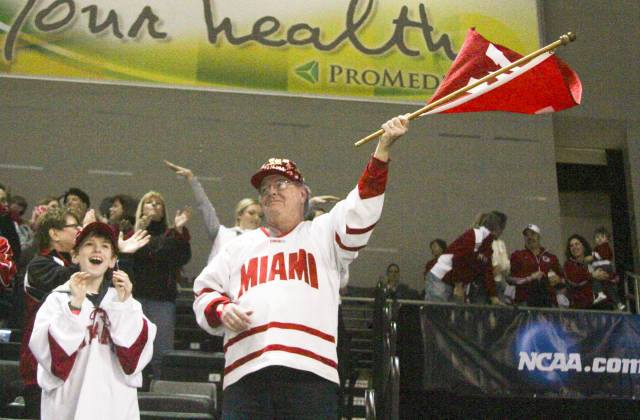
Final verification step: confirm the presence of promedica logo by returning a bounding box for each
[328,64,440,90]
[294,61,441,91]
[518,352,640,374]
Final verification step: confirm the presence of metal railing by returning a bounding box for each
[342,273,640,419]
[627,271,640,314]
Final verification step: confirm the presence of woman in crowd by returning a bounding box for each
[97,196,114,224]
[20,207,81,418]
[563,234,610,309]
[132,191,191,377]
[109,194,138,236]
[29,196,60,230]
[164,161,262,262]
[9,195,34,252]
[382,262,418,300]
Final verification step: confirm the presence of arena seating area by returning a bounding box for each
[4,277,640,419]
[0,287,383,419]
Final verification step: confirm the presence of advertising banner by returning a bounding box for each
[0,0,541,102]
[409,305,640,398]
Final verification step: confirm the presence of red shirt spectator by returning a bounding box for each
[591,242,615,275]
[563,259,594,309]
[509,224,563,306]
[563,234,606,309]
[431,227,497,297]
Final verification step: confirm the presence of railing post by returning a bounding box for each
[372,283,386,417]
[623,272,631,312]
[365,389,376,420]
[390,356,400,420]
[633,273,640,314]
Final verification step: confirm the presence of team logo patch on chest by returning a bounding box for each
[239,249,318,297]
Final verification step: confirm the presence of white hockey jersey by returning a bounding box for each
[207,225,248,263]
[29,281,157,420]
[193,157,387,389]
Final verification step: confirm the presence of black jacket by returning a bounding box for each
[131,221,191,302]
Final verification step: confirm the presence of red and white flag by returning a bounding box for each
[425,29,582,115]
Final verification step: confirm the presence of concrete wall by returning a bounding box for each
[0,78,563,292]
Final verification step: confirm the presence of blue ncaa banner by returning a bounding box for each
[404,305,640,398]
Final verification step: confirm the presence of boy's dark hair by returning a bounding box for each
[35,208,80,250]
[594,226,610,239]
[73,222,118,253]
[64,188,91,208]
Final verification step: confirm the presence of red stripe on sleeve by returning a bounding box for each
[357,156,389,199]
[346,222,377,235]
[48,332,79,381]
[194,287,215,298]
[114,319,149,375]
[204,296,231,328]
[335,233,366,252]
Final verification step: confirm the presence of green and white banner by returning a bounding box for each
[0,0,541,102]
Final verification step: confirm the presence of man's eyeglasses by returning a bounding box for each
[259,179,293,197]
[62,223,80,229]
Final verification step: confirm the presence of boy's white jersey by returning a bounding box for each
[29,282,156,420]
[193,159,386,389]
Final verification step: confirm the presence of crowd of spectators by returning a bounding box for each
[0,173,630,414]
[414,215,624,311]
[1,180,628,337]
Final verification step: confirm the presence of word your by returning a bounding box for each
[4,0,166,61]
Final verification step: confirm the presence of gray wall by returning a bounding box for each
[1,78,561,292]
[543,0,639,270]
[559,191,613,251]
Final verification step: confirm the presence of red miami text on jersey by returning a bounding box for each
[239,249,318,297]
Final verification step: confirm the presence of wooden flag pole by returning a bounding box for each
[354,32,576,147]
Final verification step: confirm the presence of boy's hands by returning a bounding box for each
[69,272,90,308]
[112,270,133,302]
